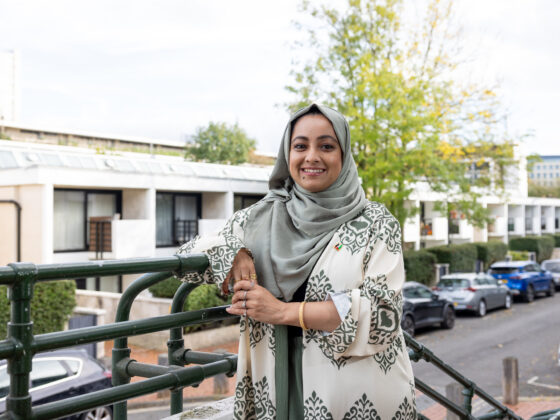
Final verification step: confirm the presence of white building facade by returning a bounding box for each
[529,155,560,187]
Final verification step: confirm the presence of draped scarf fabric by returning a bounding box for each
[243,104,368,301]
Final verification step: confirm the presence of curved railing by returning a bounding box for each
[0,256,527,419]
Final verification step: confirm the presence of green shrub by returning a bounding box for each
[148,277,182,298]
[427,243,478,273]
[473,241,509,270]
[1,280,76,339]
[508,250,530,261]
[547,234,560,247]
[403,250,436,286]
[508,236,554,262]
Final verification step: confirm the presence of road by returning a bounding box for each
[412,292,560,398]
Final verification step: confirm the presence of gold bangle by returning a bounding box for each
[299,301,308,331]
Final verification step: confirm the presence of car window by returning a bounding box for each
[403,287,418,299]
[543,262,560,272]
[0,366,8,398]
[485,276,498,286]
[525,264,539,272]
[30,359,71,388]
[65,359,80,375]
[416,286,433,299]
[438,278,469,289]
[489,267,518,274]
[474,277,487,285]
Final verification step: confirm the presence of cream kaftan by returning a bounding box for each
[177,201,416,420]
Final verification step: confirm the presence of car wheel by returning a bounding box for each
[440,307,455,329]
[81,406,112,420]
[477,300,487,317]
[524,285,535,303]
[546,281,555,297]
[504,294,512,309]
[402,315,415,337]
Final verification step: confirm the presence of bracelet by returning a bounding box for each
[299,301,308,331]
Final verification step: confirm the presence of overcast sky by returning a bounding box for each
[1,0,558,156]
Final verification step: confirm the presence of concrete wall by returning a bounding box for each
[202,192,233,219]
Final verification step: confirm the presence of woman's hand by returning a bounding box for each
[226,280,287,325]
[222,248,256,295]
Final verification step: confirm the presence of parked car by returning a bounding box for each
[489,260,555,302]
[401,281,455,337]
[434,273,512,317]
[541,259,560,290]
[0,349,112,420]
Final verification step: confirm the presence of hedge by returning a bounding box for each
[508,236,554,262]
[547,234,560,247]
[0,280,76,339]
[508,250,530,261]
[473,241,508,270]
[426,243,478,273]
[403,250,436,285]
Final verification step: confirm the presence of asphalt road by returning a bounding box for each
[412,291,560,398]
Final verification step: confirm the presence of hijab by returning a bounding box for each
[243,103,368,301]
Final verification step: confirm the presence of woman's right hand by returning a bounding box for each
[222,248,256,295]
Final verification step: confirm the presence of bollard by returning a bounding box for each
[502,357,519,405]
[445,383,463,420]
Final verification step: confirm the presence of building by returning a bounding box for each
[528,155,560,187]
[0,50,20,122]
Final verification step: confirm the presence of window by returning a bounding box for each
[507,217,514,232]
[75,275,122,293]
[234,194,264,212]
[156,192,200,247]
[53,189,121,252]
[30,359,70,388]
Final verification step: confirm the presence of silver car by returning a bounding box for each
[435,273,512,317]
[541,259,560,290]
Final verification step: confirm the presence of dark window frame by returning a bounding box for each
[234,194,265,212]
[53,188,122,253]
[156,191,202,248]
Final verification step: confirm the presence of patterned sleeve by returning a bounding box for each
[322,205,404,359]
[175,207,254,291]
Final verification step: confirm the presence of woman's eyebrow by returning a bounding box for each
[291,134,338,142]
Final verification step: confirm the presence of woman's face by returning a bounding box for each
[289,113,343,193]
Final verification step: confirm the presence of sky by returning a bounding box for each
[0,0,559,156]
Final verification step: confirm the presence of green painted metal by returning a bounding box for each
[0,255,526,420]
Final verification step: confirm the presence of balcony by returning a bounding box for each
[89,218,154,260]
[420,217,448,241]
[488,217,507,237]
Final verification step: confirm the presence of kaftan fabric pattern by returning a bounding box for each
[176,201,416,420]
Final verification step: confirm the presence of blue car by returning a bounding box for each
[489,260,556,302]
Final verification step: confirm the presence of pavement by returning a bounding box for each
[108,340,559,419]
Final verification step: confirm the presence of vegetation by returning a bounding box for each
[528,181,560,198]
[186,121,256,165]
[0,281,76,339]
[426,243,478,273]
[403,250,436,285]
[508,236,554,263]
[287,0,518,231]
[507,250,531,261]
[473,241,508,271]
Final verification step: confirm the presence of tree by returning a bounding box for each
[186,122,256,165]
[287,0,519,231]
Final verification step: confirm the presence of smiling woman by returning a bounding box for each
[176,104,416,419]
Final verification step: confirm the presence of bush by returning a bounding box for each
[1,280,76,339]
[547,234,560,247]
[148,277,182,298]
[427,243,478,273]
[509,236,554,262]
[508,250,530,261]
[473,241,509,270]
[403,250,436,286]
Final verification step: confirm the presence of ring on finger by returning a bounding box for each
[244,309,247,317]
[243,290,248,300]
[250,273,257,281]
[242,300,246,309]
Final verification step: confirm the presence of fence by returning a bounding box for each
[0,255,526,419]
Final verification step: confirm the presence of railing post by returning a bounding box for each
[168,282,198,414]
[6,262,37,420]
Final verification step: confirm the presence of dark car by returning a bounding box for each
[489,260,555,302]
[0,349,112,420]
[401,281,455,337]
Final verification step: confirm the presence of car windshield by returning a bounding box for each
[490,267,518,274]
[543,262,560,273]
[438,278,470,289]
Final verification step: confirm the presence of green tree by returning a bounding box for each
[186,122,256,165]
[287,0,518,231]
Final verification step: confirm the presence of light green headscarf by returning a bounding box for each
[244,104,368,301]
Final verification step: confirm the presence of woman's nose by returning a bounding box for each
[305,147,320,162]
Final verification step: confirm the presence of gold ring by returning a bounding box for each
[250,273,257,280]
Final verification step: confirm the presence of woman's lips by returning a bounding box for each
[301,168,325,176]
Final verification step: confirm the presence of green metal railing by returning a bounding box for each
[0,255,529,419]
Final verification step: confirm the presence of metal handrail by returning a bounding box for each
[0,255,525,419]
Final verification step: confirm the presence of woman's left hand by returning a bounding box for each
[226,279,287,325]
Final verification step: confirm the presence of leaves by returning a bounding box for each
[186,121,256,165]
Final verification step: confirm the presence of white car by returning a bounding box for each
[541,259,560,290]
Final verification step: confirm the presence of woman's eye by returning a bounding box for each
[293,143,306,150]
[322,144,335,150]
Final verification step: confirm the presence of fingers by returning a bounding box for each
[233,280,255,293]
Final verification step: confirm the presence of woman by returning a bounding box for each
[177,104,416,419]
